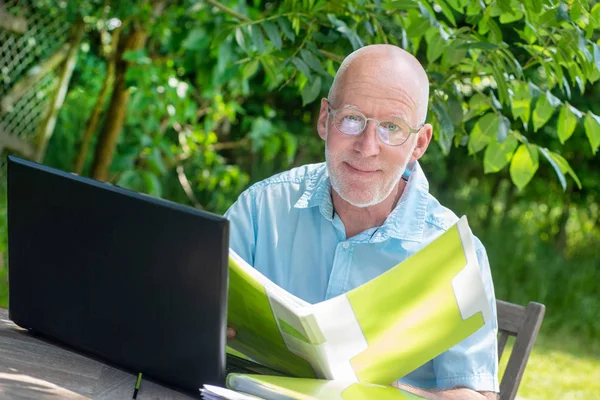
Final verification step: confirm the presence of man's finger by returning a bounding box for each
[227,327,236,340]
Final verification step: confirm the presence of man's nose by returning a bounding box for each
[354,120,381,157]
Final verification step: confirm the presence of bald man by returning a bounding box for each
[225,45,499,399]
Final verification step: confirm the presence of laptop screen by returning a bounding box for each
[7,156,229,393]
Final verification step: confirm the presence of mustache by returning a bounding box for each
[327,151,387,170]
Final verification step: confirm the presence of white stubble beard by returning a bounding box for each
[325,125,417,208]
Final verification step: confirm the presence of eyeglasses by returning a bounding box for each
[326,100,423,146]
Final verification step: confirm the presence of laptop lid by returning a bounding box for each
[7,155,229,393]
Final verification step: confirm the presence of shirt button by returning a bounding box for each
[342,242,350,249]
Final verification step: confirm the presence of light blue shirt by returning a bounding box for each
[225,161,499,392]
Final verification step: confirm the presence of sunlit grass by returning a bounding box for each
[500,334,600,400]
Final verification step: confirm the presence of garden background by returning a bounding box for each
[0,0,599,398]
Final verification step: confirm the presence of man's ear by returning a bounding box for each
[410,123,432,162]
[317,98,329,141]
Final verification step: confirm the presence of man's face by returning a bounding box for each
[318,67,423,207]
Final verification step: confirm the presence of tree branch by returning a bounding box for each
[318,49,344,63]
[74,24,123,174]
[176,165,204,209]
[204,0,250,22]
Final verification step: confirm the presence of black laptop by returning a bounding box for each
[6,155,229,394]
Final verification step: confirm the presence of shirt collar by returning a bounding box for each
[294,161,430,242]
[293,163,335,220]
[383,161,429,242]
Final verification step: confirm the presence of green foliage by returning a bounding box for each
[584,111,600,154]
[189,0,599,191]
[483,135,518,173]
[510,144,539,190]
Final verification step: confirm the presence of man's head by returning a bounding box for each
[317,44,432,208]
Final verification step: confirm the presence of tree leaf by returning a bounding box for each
[584,111,600,154]
[442,39,468,67]
[487,17,503,43]
[300,49,326,75]
[484,135,518,173]
[262,21,282,50]
[561,75,572,99]
[445,0,464,12]
[498,115,510,142]
[147,148,167,176]
[547,151,582,189]
[363,19,374,36]
[435,0,457,26]
[235,28,247,52]
[538,147,566,191]
[557,103,579,144]
[277,17,295,41]
[546,90,561,107]
[181,28,209,51]
[495,0,512,14]
[524,0,542,14]
[142,171,162,198]
[431,99,455,155]
[464,93,490,121]
[425,29,445,64]
[301,77,322,105]
[117,170,144,192]
[249,25,265,53]
[406,13,431,38]
[592,3,600,29]
[292,57,311,78]
[532,93,557,132]
[468,113,499,154]
[446,93,463,125]
[499,10,523,24]
[242,59,260,80]
[328,14,363,49]
[510,144,539,190]
[491,61,509,105]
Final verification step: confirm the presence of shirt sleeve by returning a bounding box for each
[432,237,500,393]
[224,188,257,266]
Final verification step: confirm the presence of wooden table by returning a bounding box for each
[0,308,197,399]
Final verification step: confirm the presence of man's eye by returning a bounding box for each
[382,122,400,131]
[345,115,361,122]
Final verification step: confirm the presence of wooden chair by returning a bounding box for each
[496,299,546,400]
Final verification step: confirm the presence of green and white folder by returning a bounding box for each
[226,216,492,385]
[225,374,427,400]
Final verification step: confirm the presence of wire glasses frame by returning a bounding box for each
[326,100,424,146]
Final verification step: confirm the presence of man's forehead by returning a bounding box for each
[334,103,413,122]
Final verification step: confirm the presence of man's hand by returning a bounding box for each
[227,327,236,341]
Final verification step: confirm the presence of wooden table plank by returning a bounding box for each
[0,308,197,399]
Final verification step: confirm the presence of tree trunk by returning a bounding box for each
[73,27,121,175]
[89,24,148,181]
